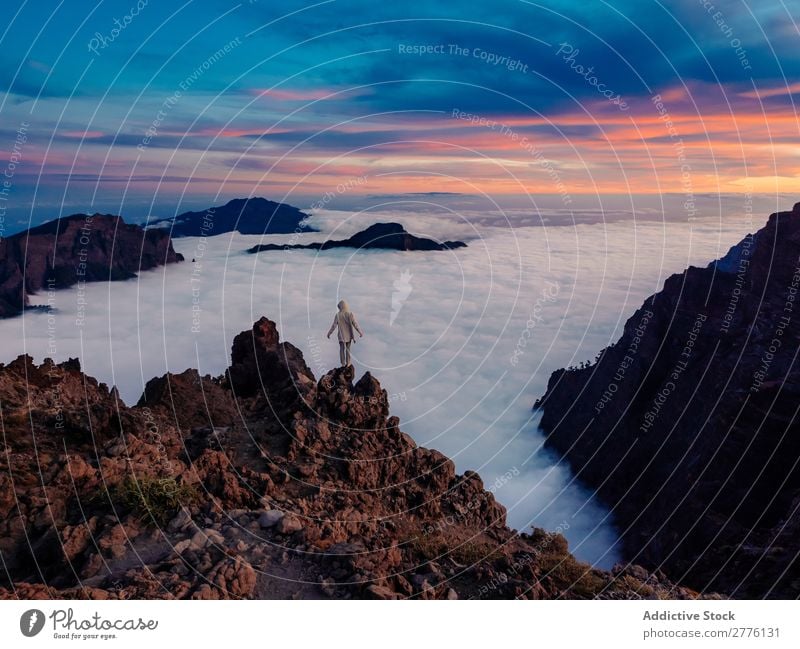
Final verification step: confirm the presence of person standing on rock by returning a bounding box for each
[327,299,363,367]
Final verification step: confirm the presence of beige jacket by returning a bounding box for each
[328,301,363,343]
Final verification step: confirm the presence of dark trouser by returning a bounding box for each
[339,341,351,366]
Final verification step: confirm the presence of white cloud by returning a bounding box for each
[5,209,756,568]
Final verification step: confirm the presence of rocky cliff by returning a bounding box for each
[0,318,708,600]
[534,203,800,598]
[0,214,183,318]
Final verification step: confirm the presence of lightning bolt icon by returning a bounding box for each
[28,612,38,632]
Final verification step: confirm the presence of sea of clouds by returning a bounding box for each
[3,208,758,568]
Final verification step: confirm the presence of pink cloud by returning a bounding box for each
[739,82,800,99]
[248,87,369,102]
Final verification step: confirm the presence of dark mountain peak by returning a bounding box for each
[248,221,467,253]
[223,196,275,209]
[151,196,317,237]
[360,221,405,234]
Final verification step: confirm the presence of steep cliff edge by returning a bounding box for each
[0,318,709,600]
[534,203,800,598]
[0,214,183,318]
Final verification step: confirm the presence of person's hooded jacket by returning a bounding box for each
[328,300,363,343]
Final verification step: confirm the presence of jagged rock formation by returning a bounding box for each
[150,197,317,237]
[534,203,800,598]
[247,222,466,253]
[0,214,183,318]
[0,318,708,600]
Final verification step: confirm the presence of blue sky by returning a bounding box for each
[1,0,798,228]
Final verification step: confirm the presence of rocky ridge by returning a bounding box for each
[0,318,708,600]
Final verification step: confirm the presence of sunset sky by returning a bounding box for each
[1,0,798,227]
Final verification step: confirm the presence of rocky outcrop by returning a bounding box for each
[0,318,715,600]
[151,197,317,237]
[534,203,800,598]
[137,369,239,432]
[247,222,466,253]
[0,213,183,318]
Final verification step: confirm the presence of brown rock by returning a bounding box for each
[365,584,401,600]
[276,514,303,535]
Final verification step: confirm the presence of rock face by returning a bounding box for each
[534,203,800,598]
[151,197,317,237]
[0,318,707,600]
[0,214,183,318]
[247,222,467,253]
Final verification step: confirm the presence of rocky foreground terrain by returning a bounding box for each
[0,318,711,600]
[535,203,800,598]
[0,214,183,318]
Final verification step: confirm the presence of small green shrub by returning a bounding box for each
[408,531,448,561]
[538,551,606,598]
[409,529,500,565]
[109,476,198,526]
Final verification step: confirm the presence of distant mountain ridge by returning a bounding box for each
[247,222,466,253]
[150,197,317,237]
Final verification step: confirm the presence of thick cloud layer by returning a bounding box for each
[3,209,756,567]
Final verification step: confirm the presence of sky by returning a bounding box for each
[0,0,799,229]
